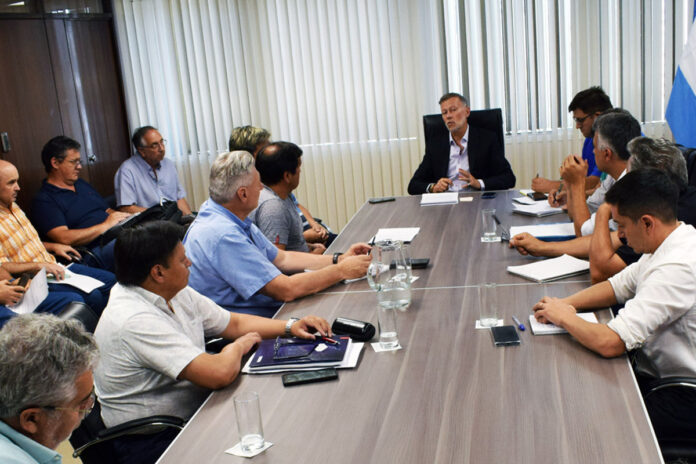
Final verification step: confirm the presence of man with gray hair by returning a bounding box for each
[0,313,98,463]
[184,150,371,317]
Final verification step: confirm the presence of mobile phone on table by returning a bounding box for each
[490,325,521,346]
[482,192,497,199]
[282,368,339,387]
[369,197,396,204]
[527,192,548,201]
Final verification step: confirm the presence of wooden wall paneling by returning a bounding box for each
[0,18,64,212]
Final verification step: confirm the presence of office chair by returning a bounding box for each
[57,301,99,333]
[643,377,696,463]
[676,145,696,187]
[423,108,504,152]
[69,399,185,464]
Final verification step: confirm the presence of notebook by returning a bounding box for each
[506,254,589,282]
[248,336,350,372]
[420,192,459,206]
[528,312,599,335]
[512,202,565,217]
[508,223,575,241]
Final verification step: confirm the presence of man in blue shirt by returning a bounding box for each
[532,86,612,193]
[114,126,193,215]
[31,136,131,271]
[0,314,98,464]
[184,150,371,317]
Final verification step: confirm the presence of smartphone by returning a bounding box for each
[527,192,548,201]
[390,258,430,270]
[368,197,396,204]
[481,192,497,199]
[490,325,521,346]
[282,368,339,387]
[17,273,31,288]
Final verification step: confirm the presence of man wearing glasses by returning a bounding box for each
[31,136,131,272]
[0,313,98,463]
[115,126,193,216]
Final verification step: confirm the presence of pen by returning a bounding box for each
[512,315,525,331]
[492,214,510,242]
[317,336,338,345]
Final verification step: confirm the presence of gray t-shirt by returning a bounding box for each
[250,185,309,252]
[94,283,230,427]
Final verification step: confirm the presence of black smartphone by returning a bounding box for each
[17,273,31,288]
[408,258,429,269]
[527,192,548,201]
[368,197,396,204]
[490,325,521,346]
[481,192,497,199]
[282,368,339,387]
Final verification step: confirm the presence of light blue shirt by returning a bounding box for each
[0,420,61,464]
[183,199,282,317]
[114,155,187,208]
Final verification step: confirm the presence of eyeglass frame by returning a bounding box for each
[573,113,596,124]
[42,387,96,417]
[142,139,167,150]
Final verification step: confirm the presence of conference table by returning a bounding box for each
[157,190,663,463]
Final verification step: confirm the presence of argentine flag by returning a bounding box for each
[666,5,696,148]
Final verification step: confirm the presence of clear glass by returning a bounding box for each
[376,305,399,349]
[478,282,499,328]
[43,0,103,14]
[480,208,501,242]
[234,391,264,452]
[366,240,412,310]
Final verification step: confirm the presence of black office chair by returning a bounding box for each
[423,108,505,152]
[643,377,696,463]
[69,399,185,464]
[676,145,696,187]
[57,301,99,333]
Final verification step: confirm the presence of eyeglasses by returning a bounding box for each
[143,139,167,150]
[573,114,593,124]
[64,158,82,166]
[43,388,95,417]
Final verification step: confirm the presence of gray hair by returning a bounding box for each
[591,109,641,161]
[628,136,688,189]
[0,314,99,418]
[209,150,255,204]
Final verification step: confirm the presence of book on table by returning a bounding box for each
[248,336,351,372]
[511,202,565,217]
[508,222,576,241]
[528,312,599,335]
[420,192,459,206]
[506,254,589,283]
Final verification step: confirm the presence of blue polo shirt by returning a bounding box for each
[0,420,61,463]
[183,199,282,317]
[582,137,601,178]
[114,155,187,208]
[31,179,108,248]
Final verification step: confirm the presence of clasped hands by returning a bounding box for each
[432,169,481,192]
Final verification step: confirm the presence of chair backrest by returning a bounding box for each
[677,145,696,187]
[69,400,119,464]
[58,301,99,333]
[423,108,504,150]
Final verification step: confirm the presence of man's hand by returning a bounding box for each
[304,228,328,244]
[337,255,371,280]
[458,169,481,190]
[290,315,332,338]
[533,296,577,326]
[431,177,453,193]
[44,243,81,261]
[40,262,66,280]
[560,155,588,185]
[308,243,326,254]
[508,233,547,257]
[548,188,567,207]
[531,177,559,193]
[104,211,132,228]
[596,202,612,221]
[344,242,371,257]
[0,280,25,306]
[224,332,262,356]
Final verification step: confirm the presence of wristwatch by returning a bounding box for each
[285,317,300,336]
[333,252,343,264]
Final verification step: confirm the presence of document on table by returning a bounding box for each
[512,202,565,217]
[528,312,599,335]
[506,254,589,282]
[508,222,575,241]
[241,341,364,374]
[373,227,420,243]
[420,192,459,206]
[47,266,104,293]
[512,195,537,205]
[10,268,48,315]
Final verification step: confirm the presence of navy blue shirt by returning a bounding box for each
[31,179,109,247]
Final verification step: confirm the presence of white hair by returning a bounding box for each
[209,151,255,203]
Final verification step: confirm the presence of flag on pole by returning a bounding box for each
[666,3,696,148]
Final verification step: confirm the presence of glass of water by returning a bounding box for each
[234,391,265,452]
[478,282,499,328]
[481,208,501,242]
[366,240,412,310]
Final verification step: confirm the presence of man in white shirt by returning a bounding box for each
[94,220,330,464]
[532,169,696,439]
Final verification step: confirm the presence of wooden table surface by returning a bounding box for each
[157,191,663,464]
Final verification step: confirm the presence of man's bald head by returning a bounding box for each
[0,160,20,209]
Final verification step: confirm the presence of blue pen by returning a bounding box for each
[512,315,525,331]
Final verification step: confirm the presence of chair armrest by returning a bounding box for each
[644,376,696,399]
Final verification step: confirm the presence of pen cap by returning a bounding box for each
[331,317,376,342]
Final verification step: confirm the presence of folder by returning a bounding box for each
[508,223,575,241]
[248,336,350,372]
[506,254,589,282]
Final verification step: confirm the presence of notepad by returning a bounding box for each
[512,202,565,217]
[512,196,537,205]
[373,227,420,243]
[528,312,599,335]
[420,192,459,206]
[508,223,575,241]
[506,254,589,282]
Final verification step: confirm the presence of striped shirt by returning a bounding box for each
[0,203,56,263]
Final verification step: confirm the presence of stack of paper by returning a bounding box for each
[242,338,364,374]
[508,223,575,241]
[373,227,420,243]
[420,192,459,206]
[512,202,564,217]
[512,196,537,205]
[528,312,599,335]
[506,254,589,282]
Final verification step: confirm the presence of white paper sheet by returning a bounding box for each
[373,227,420,243]
[420,192,459,206]
[512,202,564,217]
[506,254,590,283]
[508,223,575,240]
[48,265,104,293]
[10,268,48,315]
[528,312,599,335]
